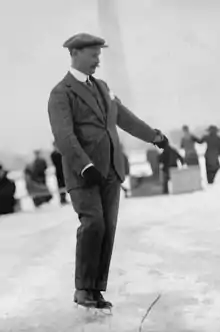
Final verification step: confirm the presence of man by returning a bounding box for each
[196,125,220,184]
[0,164,16,215]
[159,143,185,194]
[51,141,68,205]
[48,33,168,309]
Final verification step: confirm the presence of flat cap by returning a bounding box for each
[207,125,219,132]
[63,33,108,50]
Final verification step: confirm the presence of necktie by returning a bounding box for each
[86,77,92,87]
[85,78,105,118]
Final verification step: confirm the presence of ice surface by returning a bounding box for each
[0,172,220,331]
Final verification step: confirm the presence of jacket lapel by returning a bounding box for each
[64,72,104,121]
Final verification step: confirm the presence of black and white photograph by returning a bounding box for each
[1,0,220,331]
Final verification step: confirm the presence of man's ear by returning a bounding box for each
[71,48,78,57]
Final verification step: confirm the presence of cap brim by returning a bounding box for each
[64,43,108,50]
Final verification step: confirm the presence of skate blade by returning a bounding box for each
[75,304,112,315]
[95,306,113,315]
[74,302,97,310]
[100,309,112,316]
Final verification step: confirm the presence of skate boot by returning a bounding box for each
[74,289,97,308]
[92,290,113,310]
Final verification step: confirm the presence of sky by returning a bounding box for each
[1,0,220,153]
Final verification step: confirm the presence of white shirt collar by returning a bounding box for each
[69,67,88,82]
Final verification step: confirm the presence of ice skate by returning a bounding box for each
[73,290,97,309]
[92,291,113,315]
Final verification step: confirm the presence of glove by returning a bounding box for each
[153,129,169,149]
[82,166,103,187]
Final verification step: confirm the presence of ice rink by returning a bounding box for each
[0,170,220,331]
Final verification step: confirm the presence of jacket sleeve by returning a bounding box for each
[99,80,157,143]
[48,87,91,175]
[191,134,204,144]
[115,96,157,143]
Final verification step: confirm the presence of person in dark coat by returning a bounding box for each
[24,151,52,207]
[159,143,185,194]
[32,150,48,185]
[48,33,168,308]
[0,164,16,215]
[51,142,68,205]
[147,148,160,179]
[196,125,220,184]
[180,125,199,166]
[122,153,130,197]
[119,143,130,198]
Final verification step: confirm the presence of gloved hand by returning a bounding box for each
[153,129,169,149]
[82,166,103,186]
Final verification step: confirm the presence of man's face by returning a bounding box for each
[183,126,189,133]
[73,46,101,75]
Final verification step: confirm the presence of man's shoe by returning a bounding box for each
[92,290,113,308]
[74,289,97,308]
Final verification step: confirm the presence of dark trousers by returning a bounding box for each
[162,171,169,194]
[205,159,219,184]
[206,168,219,184]
[55,174,67,203]
[69,165,121,291]
[60,191,67,203]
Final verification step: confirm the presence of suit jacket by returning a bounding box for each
[48,72,156,191]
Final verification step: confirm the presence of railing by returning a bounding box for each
[7,150,209,201]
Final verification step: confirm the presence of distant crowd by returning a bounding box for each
[154,124,220,194]
[0,124,220,215]
[0,141,68,215]
[24,142,68,208]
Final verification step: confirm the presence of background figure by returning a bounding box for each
[196,125,220,184]
[0,164,16,215]
[159,144,185,194]
[146,148,160,179]
[180,125,199,166]
[32,150,48,185]
[24,151,52,207]
[51,142,68,205]
[120,144,130,198]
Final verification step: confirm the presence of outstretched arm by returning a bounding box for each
[191,134,205,144]
[100,80,167,147]
[115,96,157,143]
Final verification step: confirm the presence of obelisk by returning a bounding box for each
[97,0,134,149]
